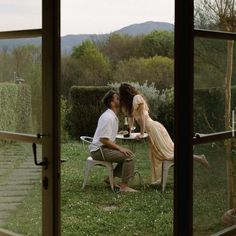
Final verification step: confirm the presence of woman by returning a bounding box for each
[119,83,209,184]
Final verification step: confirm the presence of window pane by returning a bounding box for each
[0,142,41,235]
[0,1,41,31]
[0,37,42,234]
[194,37,236,134]
[193,140,236,235]
[194,0,236,33]
[0,38,42,134]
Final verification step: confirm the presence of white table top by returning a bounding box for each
[116,132,148,140]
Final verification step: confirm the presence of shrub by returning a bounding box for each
[64,83,234,141]
[16,84,32,133]
[0,83,18,131]
[64,86,110,139]
[0,82,32,133]
[113,56,174,90]
[61,96,70,142]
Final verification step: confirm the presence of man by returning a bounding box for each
[89,89,138,192]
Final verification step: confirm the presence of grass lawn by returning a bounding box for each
[3,140,234,236]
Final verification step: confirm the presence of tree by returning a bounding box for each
[141,30,174,58]
[97,33,144,66]
[113,56,174,89]
[71,40,111,86]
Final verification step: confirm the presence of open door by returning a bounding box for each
[0,1,60,235]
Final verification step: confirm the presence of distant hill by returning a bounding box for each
[0,21,174,53]
[115,21,173,35]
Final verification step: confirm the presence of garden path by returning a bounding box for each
[0,144,41,226]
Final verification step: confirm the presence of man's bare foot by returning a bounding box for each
[120,186,139,192]
[104,178,120,188]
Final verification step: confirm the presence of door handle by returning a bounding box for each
[32,143,48,169]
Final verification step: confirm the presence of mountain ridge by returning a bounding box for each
[0,21,174,53]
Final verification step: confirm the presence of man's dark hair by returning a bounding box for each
[102,89,117,108]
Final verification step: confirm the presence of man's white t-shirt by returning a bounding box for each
[89,109,119,152]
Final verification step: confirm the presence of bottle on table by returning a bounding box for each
[123,116,130,137]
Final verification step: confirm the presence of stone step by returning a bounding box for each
[0,185,35,191]
[0,190,31,197]
[0,212,11,220]
[0,196,24,203]
[0,203,21,211]
[0,180,37,186]
[0,144,42,226]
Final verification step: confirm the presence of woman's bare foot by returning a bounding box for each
[150,178,161,185]
[200,154,209,168]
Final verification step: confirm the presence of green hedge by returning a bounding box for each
[65,86,110,138]
[16,84,33,132]
[0,83,18,131]
[65,85,236,140]
[65,84,175,139]
[0,82,32,133]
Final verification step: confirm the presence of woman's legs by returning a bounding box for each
[149,146,162,184]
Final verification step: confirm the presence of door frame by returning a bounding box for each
[174,0,236,235]
[0,0,61,235]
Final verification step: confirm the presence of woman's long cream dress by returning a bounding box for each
[132,94,174,183]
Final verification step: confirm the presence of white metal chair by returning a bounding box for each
[162,160,174,192]
[80,136,114,191]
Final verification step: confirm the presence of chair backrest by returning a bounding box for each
[80,136,93,144]
[80,136,105,160]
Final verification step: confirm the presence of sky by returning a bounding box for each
[0,0,174,36]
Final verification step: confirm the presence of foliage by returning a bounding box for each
[194,86,236,134]
[64,86,110,139]
[97,33,144,66]
[195,0,236,32]
[194,37,229,88]
[113,56,174,89]
[70,40,111,86]
[61,96,70,142]
[141,30,174,58]
[0,83,18,131]
[61,56,82,98]
[16,84,32,133]
[0,82,32,133]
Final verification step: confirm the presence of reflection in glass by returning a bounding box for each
[193,140,236,235]
[194,0,236,33]
[0,38,42,134]
[194,37,236,134]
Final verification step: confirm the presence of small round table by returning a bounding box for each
[116,132,148,152]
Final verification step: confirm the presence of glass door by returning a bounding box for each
[193,3,236,234]
[0,1,60,235]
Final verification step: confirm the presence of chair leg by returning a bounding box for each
[162,160,173,192]
[82,159,94,189]
[107,165,114,191]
